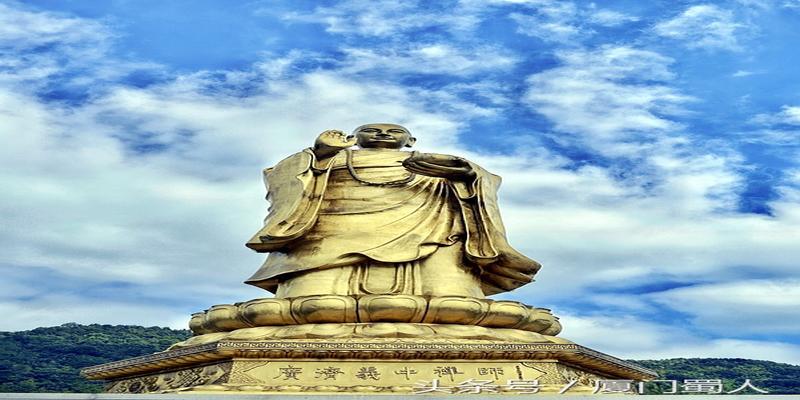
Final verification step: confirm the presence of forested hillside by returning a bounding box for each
[0,324,190,393]
[1,324,798,394]
[636,358,800,394]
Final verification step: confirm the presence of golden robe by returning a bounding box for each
[245,148,540,296]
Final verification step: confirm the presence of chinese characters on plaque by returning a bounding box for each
[268,362,767,395]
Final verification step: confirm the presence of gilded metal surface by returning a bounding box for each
[188,295,561,336]
[105,359,614,394]
[245,124,541,296]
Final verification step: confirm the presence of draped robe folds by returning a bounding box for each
[245,148,541,296]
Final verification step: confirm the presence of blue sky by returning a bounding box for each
[1,0,799,363]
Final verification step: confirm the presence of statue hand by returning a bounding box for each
[403,152,476,181]
[313,130,356,159]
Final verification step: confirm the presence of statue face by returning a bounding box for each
[352,123,416,149]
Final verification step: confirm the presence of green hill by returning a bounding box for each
[0,324,798,394]
[635,358,800,394]
[0,323,190,393]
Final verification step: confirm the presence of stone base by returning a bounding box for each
[82,336,656,395]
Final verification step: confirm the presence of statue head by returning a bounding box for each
[351,123,416,150]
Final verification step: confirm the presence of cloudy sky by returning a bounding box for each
[2,0,799,364]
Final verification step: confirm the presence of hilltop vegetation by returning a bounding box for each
[636,358,800,394]
[0,323,190,393]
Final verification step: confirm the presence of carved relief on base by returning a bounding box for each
[106,362,232,394]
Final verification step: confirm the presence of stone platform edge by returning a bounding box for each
[80,340,657,381]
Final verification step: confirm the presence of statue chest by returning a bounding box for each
[325,150,424,194]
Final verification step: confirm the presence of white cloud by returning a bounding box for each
[494,165,800,293]
[441,81,513,107]
[340,44,517,77]
[786,169,800,185]
[654,5,748,51]
[732,70,757,78]
[0,295,189,331]
[740,106,800,146]
[650,280,800,335]
[278,0,481,37]
[280,0,632,47]
[0,2,110,49]
[736,0,773,9]
[742,129,800,146]
[510,13,581,44]
[560,314,800,364]
[524,45,692,151]
[509,3,638,42]
[587,9,639,27]
[0,2,161,89]
[509,1,584,44]
[752,105,800,126]
[491,148,800,295]
[0,2,107,83]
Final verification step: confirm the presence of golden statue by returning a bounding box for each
[245,123,540,299]
[83,123,656,395]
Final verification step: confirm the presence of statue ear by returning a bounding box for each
[405,137,417,148]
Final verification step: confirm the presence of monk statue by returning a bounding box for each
[245,123,541,298]
[87,124,657,395]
